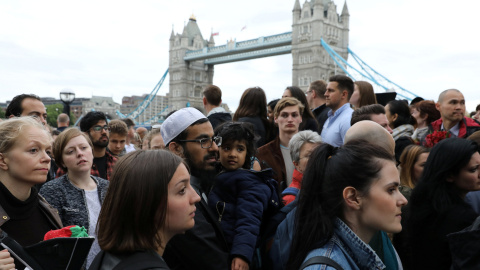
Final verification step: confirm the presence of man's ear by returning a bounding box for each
[343,186,362,210]
[435,102,441,112]
[202,97,207,106]
[342,90,349,100]
[168,142,185,158]
[0,153,9,171]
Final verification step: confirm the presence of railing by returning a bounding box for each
[205,45,292,65]
[184,32,292,61]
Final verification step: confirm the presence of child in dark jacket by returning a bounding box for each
[208,122,275,270]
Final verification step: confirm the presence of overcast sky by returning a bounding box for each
[1,0,479,113]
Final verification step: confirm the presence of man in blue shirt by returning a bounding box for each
[320,75,354,147]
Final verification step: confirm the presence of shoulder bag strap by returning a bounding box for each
[299,255,344,270]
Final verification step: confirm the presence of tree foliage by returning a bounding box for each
[45,104,76,127]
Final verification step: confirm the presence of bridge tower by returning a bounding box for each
[292,0,349,91]
[169,15,215,111]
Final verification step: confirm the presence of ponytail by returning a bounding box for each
[287,144,336,270]
[286,140,394,269]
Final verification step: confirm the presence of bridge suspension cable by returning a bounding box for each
[321,39,415,101]
[116,68,169,123]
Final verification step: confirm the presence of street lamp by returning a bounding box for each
[60,91,75,117]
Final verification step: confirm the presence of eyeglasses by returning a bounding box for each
[178,136,222,149]
[90,125,110,132]
[305,90,313,95]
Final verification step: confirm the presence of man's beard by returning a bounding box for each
[184,150,219,193]
[90,134,109,148]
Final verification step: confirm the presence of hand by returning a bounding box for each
[231,257,249,270]
[0,250,15,270]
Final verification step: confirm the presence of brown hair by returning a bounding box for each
[233,87,268,121]
[309,80,327,97]
[232,87,271,139]
[120,118,135,128]
[467,131,480,145]
[354,81,377,108]
[329,75,354,99]
[96,150,186,253]
[415,100,441,126]
[351,104,386,126]
[53,128,93,171]
[274,97,305,119]
[147,128,162,149]
[285,86,318,130]
[108,119,128,137]
[203,85,222,106]
[399,144,429,188]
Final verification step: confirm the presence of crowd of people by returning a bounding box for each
[0,75,480,270]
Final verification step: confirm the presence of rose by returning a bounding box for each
[424,130,450,148]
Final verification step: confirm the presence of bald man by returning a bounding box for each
[425,89,480,139]
[57,113,70,132]
[136,127,148,140]
[345,120,395,156]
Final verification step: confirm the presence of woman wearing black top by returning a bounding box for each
[405,138,480,269]
[0,117,63,270]
[233,87,273,147]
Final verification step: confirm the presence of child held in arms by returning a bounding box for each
[208,122,278,270]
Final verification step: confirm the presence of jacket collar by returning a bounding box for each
[334,218,385,269]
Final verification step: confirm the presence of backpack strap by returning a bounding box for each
[299,255,344,270]
[113,251,167,270]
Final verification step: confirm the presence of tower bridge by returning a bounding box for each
[118,0,416,125]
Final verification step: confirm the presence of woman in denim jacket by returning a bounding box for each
[287,140,408,269]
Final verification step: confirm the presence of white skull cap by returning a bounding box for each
[161,107,207,145]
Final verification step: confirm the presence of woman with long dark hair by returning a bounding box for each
[233,87,272,147]
[283,86,319,132]
[406,138,480,270]
[287,140,407,269]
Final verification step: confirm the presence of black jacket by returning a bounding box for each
[208,112,232,130]
[163,175,229,270]
[312,104,330,134]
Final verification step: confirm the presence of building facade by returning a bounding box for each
[168,15,215,112]
[82,96,120,118]
[121,94,169,123]
[292,0,349,91]
[167,0,349,110]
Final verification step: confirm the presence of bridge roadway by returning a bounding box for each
[184,32,292,65]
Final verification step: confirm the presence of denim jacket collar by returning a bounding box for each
[334,218,385,269]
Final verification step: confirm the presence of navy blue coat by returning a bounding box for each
[208,169,272,263]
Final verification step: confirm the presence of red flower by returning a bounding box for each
[423,130,450,148]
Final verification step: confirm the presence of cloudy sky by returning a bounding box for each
[1,0,479,113]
